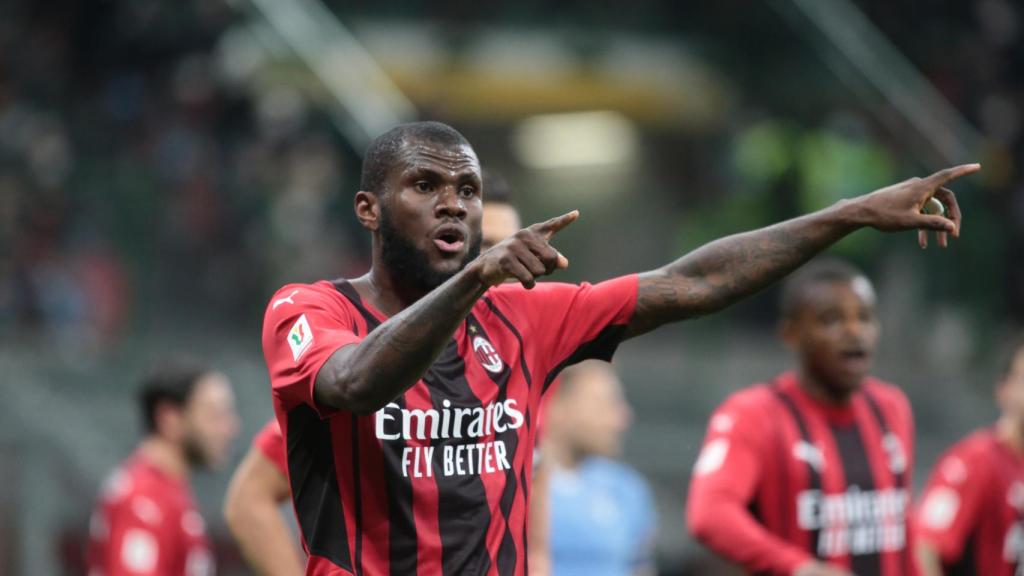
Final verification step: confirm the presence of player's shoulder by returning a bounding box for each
[266,280,342,310]
[715,383,778,416]
[100,458,184,519]
[944,428,999,462]
[484,281,575,303]
[699,385,779,441]
[253,418,284,446]
[929,429,997,485]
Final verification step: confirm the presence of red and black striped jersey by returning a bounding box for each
[262,276,637,576]
[916,428,1024,576]
[686,372,915,576]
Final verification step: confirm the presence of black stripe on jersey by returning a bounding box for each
[861,391,906,488]
[331,280,419,576]
[483,297,532,386]
[830,423,881,576]
[425,337,493,576]
[541,324,627,394]
[484,296,537,570]
[381,395,419,576]
[947,532,976,576]
[770,385,823,559]
[861,389,911,575]
[466,313,520,576]
[350,416,364,576]
[519,465,531,563]
[286,405,353,572]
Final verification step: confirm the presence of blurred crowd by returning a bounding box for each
[0,1,366,352]
[1,0,1022,354]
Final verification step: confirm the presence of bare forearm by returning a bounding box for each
[224,453,305,576]
[228,501,305,576]
[915,543,944,576]
[316,269,487,413]
[628,200,860,337]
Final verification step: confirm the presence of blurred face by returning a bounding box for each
[376,141,484,293]
[551,363,633,458]
[998,348,1024,422]
[181,373,239,470]
[481,202,521,251]
[782,277,880,398]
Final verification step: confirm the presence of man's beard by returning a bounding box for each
[182,433,210,469]
[379,208,481,294]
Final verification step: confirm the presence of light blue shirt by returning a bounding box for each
[548,458,656,576]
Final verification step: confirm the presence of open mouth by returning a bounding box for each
[433,226,466,254]
[839,348,871,366]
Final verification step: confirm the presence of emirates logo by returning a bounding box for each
[472,336,504,374]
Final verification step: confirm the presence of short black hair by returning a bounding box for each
[780,258,868,319]
[138,359,209,434]
[360,121,473,194]
[482,169,513,205]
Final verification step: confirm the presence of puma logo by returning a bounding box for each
[273,290,300,309]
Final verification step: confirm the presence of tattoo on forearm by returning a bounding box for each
[628,211,851,338]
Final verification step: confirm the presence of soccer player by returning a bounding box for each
[88,360,239,576]
[687,260,914,576]
[224,174,524,576]
[542,360,656,576]
[915,338,1024,576]
[261,120,973,576]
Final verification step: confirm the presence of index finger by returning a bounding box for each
[927,163,980,187]
[532,210,580,240]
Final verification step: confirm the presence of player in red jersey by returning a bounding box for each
[916,338,1024,576]
[262,120,974,576]
[687,260,915,576]
[88,361,239,576]
[224,175,524,576]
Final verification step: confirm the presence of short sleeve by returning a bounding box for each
[686,390,813,575]
[501,275,637,383]
[262,283,363,417]
[252,419,288,477]
[915,443,986,563]
[688,393,768,505]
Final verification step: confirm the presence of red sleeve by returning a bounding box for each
[252,419,288,476]
[915,440,987,564]
[686,391,814,575]
[102,494,177,576]
[495,275,637,380]
[262,283,362,417]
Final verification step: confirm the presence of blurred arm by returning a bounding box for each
[625,166,975,338]
[224,446,304,576]
[915,542,944,576]
[687,401,814,575]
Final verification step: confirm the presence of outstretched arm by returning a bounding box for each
[625,164,977,338]
[315,211,578,414]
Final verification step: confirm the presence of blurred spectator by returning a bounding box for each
[541,360,657,576]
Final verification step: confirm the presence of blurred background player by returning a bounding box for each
[87,360,239,576]
[687,259,914,576]
[540,360,656,576]
[223,171,524,576]
[223,418,302,576]
[915,337,1024,576]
